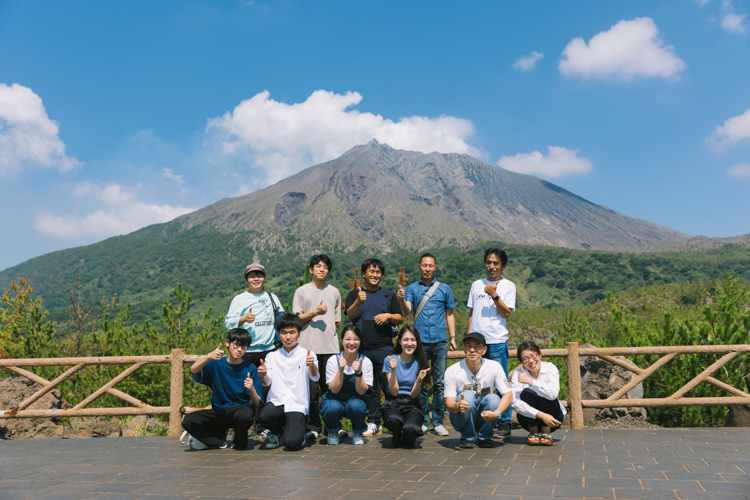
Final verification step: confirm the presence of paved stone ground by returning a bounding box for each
[0,428,748,500]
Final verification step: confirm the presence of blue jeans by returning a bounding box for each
[448,392,501,442]
[320,397,368,434]
[483,341,512,424]
[420,340,447,427]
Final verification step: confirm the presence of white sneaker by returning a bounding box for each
[433,425,450,436]
[179,430,191,446]
[421,425,428,434]
[338,429,348,438]
[362,423,381,437]
[259,429,272,440]
[352,432,364,445]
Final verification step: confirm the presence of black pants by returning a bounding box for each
[182,405,256,449]
[242,347,277,367]
[361,345,392,427]
[258,403,308,451]
[382,396,424,446]
[516,388,565,433]
[307,353,332,434]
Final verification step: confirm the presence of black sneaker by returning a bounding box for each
[459,439,476,449]
[477,439,494,448]
[494,422,511,438]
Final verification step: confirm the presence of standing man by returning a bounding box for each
[225,263,285,367]
[396,252,456,437]
[466,248,516,437]
[345,258,404,437]
[293,254,342,438]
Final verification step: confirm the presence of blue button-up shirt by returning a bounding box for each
[404,280,456,344]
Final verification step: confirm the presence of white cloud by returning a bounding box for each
[722,13,748,33]
[34,182,194,238]
[205,89,480,185]
[162,167,185,184]
[497,147,593,178]
[559,17,686,80]
[708,108,750,150]
[513,51,544,71]
[728,163,750,178]
[0,83,80,177]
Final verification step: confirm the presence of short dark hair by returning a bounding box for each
[340,324,362,344]
[516,340,542,362]
[227,328,251,347]
[361,258,385,275]
[484,247,508,267]
[276,313,303,333]
[419,252,436,265]
[309,254,333,271]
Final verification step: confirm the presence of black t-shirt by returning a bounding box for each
[344,287,403,350]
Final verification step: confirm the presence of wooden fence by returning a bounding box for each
[1,342,749,435]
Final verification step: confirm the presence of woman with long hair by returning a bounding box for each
[382,325,432,447]
[510,340,566,446]
[319,325,372,445]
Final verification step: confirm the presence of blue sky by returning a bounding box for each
[1,0,749,271]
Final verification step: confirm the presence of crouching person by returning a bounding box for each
[258,313,319,450]
[182,328,262,450]
[320,325,372,445]
[445,332,513,449]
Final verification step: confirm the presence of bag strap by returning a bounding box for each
[266,291,279,326]
[415,281,440,320]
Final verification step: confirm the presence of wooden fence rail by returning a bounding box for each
[1,343,749,435]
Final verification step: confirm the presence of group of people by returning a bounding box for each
[181,249,567,451]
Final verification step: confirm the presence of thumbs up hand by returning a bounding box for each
[208,343,224,360]
[314,300,328,316]
[417,367,431,383]
[306,349,315,367]
[459,393,469,413]
[351,357,361,373]
[244,372,255,392]
[388,356,397,371]
[338,354,347,371]
[397,284,405,300]
[240,307,255,324]
[357,287,366,303]
[257,359,267,378]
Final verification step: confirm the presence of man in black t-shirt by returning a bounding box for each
[345,258,404,436]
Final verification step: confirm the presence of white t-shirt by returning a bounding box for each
[466,277,516,344]
[510,361,567,419]
[265,345,319,414]
[444,358,511,400]
[325,353,374,387]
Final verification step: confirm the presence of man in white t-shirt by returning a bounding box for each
[466,247,516,436]
[445,332,513,449]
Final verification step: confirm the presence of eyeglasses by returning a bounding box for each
[520,352,540,363]
[229,342,249,351]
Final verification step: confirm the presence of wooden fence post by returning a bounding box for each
[168,349,185,437]
[566,342,584,430]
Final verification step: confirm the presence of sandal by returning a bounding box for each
[527,433,540,445]
[539,433,553,446]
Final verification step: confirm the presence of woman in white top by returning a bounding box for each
[510,341,566,446]
[320,325,373,445]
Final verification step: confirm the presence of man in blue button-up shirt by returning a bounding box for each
[397,253,456,436]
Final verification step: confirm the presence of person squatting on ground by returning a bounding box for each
[382,325,432,448]
[181,328,263,450]
[510,340,566,446]
[445,332,513,449]
[225,263,285,367]
[344,258,404,436]
[320,325,373,445]
[466,247,516,437]
[293,254,342,438]
[397,253,456,437]
[258,313,319,451]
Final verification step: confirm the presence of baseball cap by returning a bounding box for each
[243,263,266,278]
[463,332,487,346]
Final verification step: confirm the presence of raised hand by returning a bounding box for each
[518,370,533,386]
[458,393,469,413]
[397,284,405,300]
[338,355,347,371]
[481,410,499,422]
[388,356,397,371]
[240,306,255,324]
[257,359,267,378]
[417,367,431,383]
[352,357,361,373]
[208,343,224,360]
[484,282,497,297]
[306,348,315,367]
[244,372,255,392]
[315,300,328,316]
[357,286,366,303]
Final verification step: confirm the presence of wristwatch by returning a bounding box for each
[355,371,363,377]
[492,295,500,301]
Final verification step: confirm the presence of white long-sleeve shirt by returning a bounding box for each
[265,344,319,414]
[510,361,567,419]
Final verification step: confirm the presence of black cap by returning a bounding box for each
[463,332,487,346]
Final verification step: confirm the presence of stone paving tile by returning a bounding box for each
[675,493,744,500]
[641,479,704,491]
[552,485,615,498]
[612,487,680,499]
